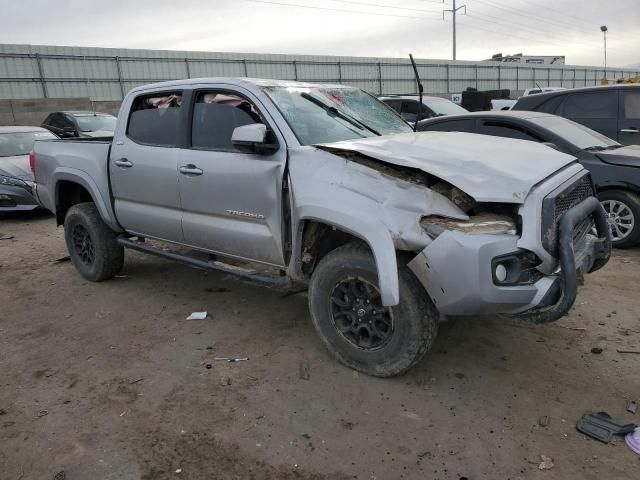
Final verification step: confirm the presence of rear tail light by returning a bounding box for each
[29,149,36,175]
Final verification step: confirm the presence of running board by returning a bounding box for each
[116,236,292,288]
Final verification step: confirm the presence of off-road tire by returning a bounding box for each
[308,243,439,377]
[598,190,640,248]
[63,202,124,281]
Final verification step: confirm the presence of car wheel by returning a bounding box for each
[64,202,124,281]
[308,243,439,377]
[598,190,640,248]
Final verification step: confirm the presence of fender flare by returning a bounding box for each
[296,205,399,306]
[52,168,121,231]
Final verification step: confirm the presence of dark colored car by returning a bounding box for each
[417,111,640,247]
[512,84,640,146]
[41,111,117,138]
[0,126,56,211]
[379,95,468,124]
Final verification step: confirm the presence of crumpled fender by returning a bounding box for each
[296,204,399,305]
[289,146,468,307]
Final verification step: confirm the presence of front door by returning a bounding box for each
[109,91,185,243]
[177,87,287,267]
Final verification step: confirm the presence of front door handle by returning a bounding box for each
[620,128,639,134]
[179,164,203,176]
[114,158,133,168]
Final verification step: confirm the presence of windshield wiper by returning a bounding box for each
[583,145,621,152]
[300,93,380,136]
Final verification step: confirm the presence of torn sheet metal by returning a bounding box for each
[315,131,577,203]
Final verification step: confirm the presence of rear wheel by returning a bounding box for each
[64,202,124,281]
[598,190,640,248]
[308,243,439,377]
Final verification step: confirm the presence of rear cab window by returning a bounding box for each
[127,92,183,147]
[623,90,640,120]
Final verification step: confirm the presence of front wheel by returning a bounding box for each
[64,202,124,281]
[598,190,640,248]
[308,243,439,377]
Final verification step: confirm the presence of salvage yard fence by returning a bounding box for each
[1,44,639,101]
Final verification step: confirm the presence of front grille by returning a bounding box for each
[541,174,595,255]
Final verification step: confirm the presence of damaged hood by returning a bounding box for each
[316,131,577,203]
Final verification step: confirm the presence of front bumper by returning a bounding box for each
[408,197,611,319]
[0,183,39,212]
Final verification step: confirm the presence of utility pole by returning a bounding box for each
[600,25,608,80]
[444,0,466,61]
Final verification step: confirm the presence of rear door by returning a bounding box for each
[619,89,640,145]
[177,87,288,266]
[109,91,185,243]
[558,90,618,140]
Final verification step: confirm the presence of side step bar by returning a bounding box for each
[116,236,292,288]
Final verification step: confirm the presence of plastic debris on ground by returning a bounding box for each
[538,455,554,470]
[576,411,637,443]
[628,400,638,414]
[186,311,208,320]
[626,428,640,455]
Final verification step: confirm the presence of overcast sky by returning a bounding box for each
[3,0,639,67]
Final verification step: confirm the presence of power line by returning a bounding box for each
[474,0,595,36]
[510,0,601,28]
[243,0,441,19]
[328,0,441,14]
[467,11,601,47]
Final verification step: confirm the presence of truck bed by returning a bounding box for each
[33,139,117,228]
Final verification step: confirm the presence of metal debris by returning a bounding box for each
[617,349,640,354]
[628,401,638,415]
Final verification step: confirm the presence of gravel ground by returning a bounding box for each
[1,211,639,480]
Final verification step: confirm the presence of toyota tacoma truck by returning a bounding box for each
[32,78,611,377]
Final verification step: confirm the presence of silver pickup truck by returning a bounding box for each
[33,78,611,377]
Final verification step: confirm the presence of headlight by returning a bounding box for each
[421,213,517,238]
[0,175,29,189]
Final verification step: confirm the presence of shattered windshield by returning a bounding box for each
[263,86,411,145]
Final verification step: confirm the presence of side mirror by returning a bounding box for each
[232,124,278,154]
[542,142,560,151]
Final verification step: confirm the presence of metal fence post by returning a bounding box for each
[446,64,450,94]
[34,53,48,98]
[293,60,298,81]
[115,56,125,99]
[242,59,248,77]
[516,66,519,91]
[184,58,191,78]
[337,61,342,83]
[547,67,551,86]
[497,65,501,89]
[377,62,383,95]
[475,64,478,89]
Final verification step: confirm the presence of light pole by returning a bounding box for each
[600,25,608,80]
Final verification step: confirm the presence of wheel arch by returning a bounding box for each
[293,208,399,306]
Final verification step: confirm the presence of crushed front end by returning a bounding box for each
[409,168,611,321]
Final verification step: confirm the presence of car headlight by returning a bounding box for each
[421,213,517,238]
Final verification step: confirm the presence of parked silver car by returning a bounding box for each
[0,126,56,211]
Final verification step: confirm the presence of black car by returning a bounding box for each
[512,84,640,146]
[41,111,117,138]
[417,111,640,247]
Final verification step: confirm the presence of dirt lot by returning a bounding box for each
[1,211,639,480]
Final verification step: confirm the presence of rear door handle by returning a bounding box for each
[620,128,639,134]
[179,164,203,176]
[114,158,133,168]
